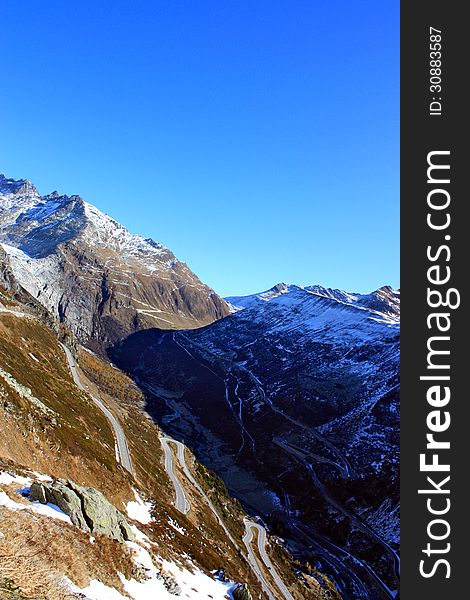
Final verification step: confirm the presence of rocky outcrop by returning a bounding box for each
[232,584,253,600]
[29,479,135,543]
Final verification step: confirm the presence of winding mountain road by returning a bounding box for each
[61,344,134,476]
[160,435,293,599]
[160,437,190,514]
[61,339,292,599]
[243,520,294,600]
[160,436,234,538]
[171,332,399,598]
[62,333,293,600]
[276,436,399,599]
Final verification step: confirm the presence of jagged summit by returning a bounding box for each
[0,173,230,347]
[0,173,38,196]
[0,175,168,261]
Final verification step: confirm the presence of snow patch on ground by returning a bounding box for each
[168,516,186,535]
[120,540,237,600]
[31,471,53,482]
[0,470,71,523]
[129,524,152,548]
[0,490,72,524]
[160,557,236,600]
[126,489,154,524]
[1,468,237,600]
[0,472,32,487]
[67,578,126,600]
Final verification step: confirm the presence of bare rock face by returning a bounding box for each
[0,247,51,320]
[0,174,230,349]
[232,584,253,600]
[29,479,135,542]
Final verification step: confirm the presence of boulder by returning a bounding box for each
[30,479,90,531]
[68,481,135,542]
[29,481,47,504]
[29,479,135,543]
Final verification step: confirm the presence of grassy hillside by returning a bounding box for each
[0,283,339,600]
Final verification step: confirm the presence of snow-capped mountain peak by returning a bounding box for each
[81,200,170,266]
[0,174,41,219]
[0,174,229,346]
[0,175,170,264]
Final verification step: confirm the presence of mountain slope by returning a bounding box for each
[111,283,400,600]
[0,174,229,349]
[1,269,333,599]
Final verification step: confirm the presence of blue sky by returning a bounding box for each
[0,1,399,297]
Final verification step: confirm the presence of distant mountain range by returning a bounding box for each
[1,173,400,600]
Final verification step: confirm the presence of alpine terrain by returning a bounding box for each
[111,284,400,600]
[1,173,399,600]
[0,174,229,351]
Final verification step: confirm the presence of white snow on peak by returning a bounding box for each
[21,198,63,222]
[82,202,167,257]
[0,174,178,274]
[226,283,297,311]
[0,174,38,198]
[258,282,293,301]
[226,282,400,325]
[305,284,360,304]
[0,177,41,226]
[0,243,30,260]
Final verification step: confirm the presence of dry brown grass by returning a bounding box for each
[78,349,145,407]
[0,311,134,507]
[0,512,71,600]
[0,507,135,599]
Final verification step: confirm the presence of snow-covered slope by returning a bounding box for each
[0,174,229,347]
[227,282,400,324]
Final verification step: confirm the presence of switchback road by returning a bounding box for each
[160,436,190,514]
[243,520,294,600]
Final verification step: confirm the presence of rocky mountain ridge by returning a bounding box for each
[0,173,229,350]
